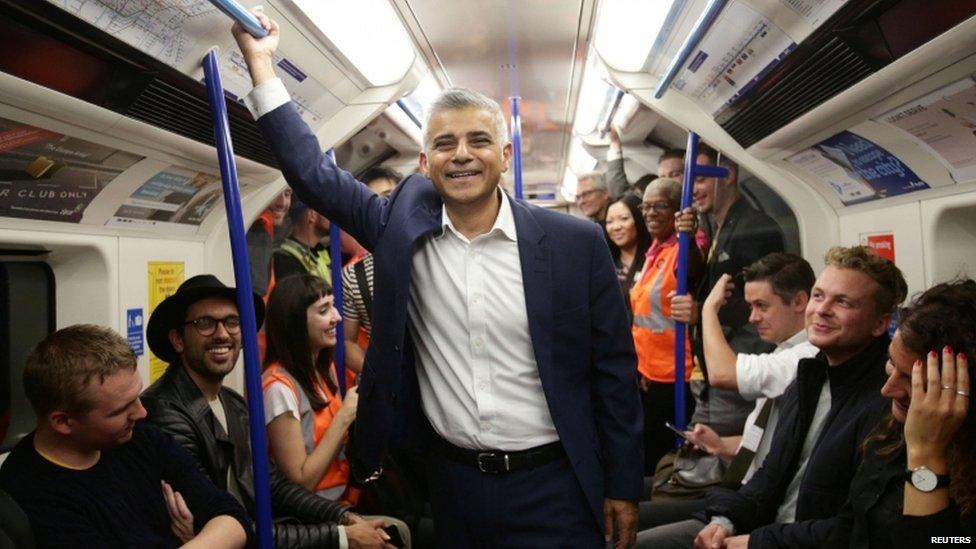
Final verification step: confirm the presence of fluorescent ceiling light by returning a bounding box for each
[290,0,416,86]
[398,72,441,122]
[560,167,579,203]
[594,0,675,72]
[568,137,597,175]
[574,53,613,135]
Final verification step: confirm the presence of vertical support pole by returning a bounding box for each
[673,132,727,433]
[673,133,698,433]
[326,150,346,397]
[509,96,524,200]
[202,49,273,549]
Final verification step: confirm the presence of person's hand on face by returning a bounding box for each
[904,347,970,462]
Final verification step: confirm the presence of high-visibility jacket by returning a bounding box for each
[629,237,693,383]
[278,238,332,285]
[262,363,354,503]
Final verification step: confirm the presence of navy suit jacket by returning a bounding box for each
[258,102,643,525]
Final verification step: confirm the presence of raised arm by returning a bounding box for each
[701,273,739,390]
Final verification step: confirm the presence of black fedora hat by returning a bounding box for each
[146,274,265,364]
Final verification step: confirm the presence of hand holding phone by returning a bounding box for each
[664,421,690,441]
[383,524,405,549]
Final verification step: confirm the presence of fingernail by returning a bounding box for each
[914,359,922,368]
[930,350,938,358]
[945,345,953,355]
[959,352,967,361]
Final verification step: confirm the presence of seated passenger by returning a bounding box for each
[607,194,651,304]
[686,252,819,474]
[631,178,702,472]
[825,279,976,547]
[0,324,248,548]
[692,246,907,548]
[261,274,357,501]
[140,275,396,549]
[636,253,818,543]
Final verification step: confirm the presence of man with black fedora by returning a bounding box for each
[141,274,396,549]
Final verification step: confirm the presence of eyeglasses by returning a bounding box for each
[183,315,242,336]
[639,202,673,213]
[575,189,604,202]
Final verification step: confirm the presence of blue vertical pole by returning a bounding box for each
[202,50,273,549]
[326,150,347,396]
[510,97,524,200]
[674,133,726,432]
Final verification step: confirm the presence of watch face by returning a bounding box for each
[911,468,939,492]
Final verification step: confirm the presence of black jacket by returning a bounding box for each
[702,336,890,548]
[824,433,976,548]
[142,364,348,548]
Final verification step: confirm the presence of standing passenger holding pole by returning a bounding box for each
[232,12,642,549]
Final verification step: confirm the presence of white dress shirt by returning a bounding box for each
[246,81,557,451]
[736,330,819,401]
[408,192,558,451]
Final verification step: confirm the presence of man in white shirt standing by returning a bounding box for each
[232,12,642,549]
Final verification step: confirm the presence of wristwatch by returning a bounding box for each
[904,466,950,492]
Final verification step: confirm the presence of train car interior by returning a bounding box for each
[1,0,976,544]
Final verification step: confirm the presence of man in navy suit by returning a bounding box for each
[233,13,642,548]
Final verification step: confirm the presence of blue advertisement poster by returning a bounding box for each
[812,131,929,205]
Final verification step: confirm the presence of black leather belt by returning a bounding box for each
[435,437,565,474]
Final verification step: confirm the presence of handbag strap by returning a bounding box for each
[354,259,373,325]
[720,398,774,488]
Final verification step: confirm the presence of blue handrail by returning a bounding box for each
[654,0,728,99]
[202,50,273,549]
[673,132,726,433]
[207,0,269,38]
[510,97,524,200]
[326,150,347,397]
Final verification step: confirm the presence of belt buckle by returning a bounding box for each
[477,452,510,473]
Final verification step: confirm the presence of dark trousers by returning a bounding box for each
[642,381,694,474]
[425,448,603,548]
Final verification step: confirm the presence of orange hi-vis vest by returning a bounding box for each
[262,363,355,503]
[629,239,694,383]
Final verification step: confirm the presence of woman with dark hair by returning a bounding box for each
[826,279,975,547]
[605,193,652,302]
[629,178,703,471]
[261,274,358,502]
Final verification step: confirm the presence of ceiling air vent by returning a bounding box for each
[713,0,976,149]
[0,0,278,169]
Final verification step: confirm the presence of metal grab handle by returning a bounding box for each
[673,132,727,433]
[208,0,269,38]
[202,50,273,549]
[600,89,625,138]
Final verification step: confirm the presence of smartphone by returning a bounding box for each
[383,524,405,548]
[664,421,689,441]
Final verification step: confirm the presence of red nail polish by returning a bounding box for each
[959,352,967,361]
[930,350,938,359]
[945,345,953,355]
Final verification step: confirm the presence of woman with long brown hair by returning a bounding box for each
[826,279,975,547]
[261,274,359,502]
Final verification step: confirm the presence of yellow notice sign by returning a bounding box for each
[148,261,184,382]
